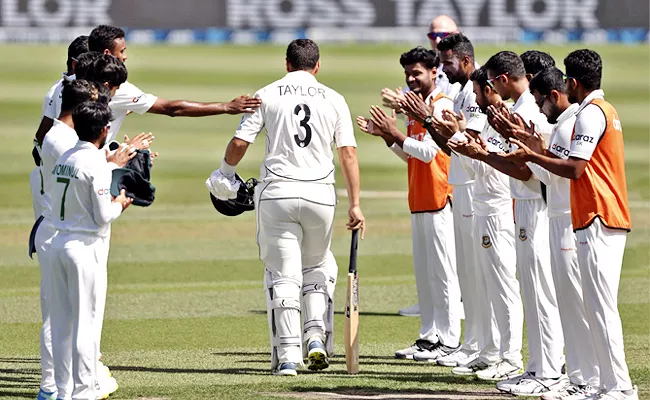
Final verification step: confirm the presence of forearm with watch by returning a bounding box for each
[423,115,452,155]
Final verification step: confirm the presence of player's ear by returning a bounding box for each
[103,49,112,56]
[313,60,321,75]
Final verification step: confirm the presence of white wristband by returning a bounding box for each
[220,158,236,177]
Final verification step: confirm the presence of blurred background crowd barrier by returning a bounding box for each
[0,0,648,44]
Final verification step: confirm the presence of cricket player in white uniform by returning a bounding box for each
[482,51,564,384]
[35,80,117,400]
[510,50,638,400]
[431,33,486,367]
[32,36,89,222]
[358,47,460,362]
[442,66,523,381]
[503,67,591,397]
[206,39,364,376]
[49,102,133,400]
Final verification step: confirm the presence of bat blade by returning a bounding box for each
[344,230,359,374]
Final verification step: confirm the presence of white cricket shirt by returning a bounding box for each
[108,81,158,142]
[390,87,454,162]
[43,73,75,119]
[569,90,607,161]
[459,121,512,216]
[235,70,357,184]
[51,141,122,238]
[527,104,579,217]
[508,89,554,200]
[448,79,487,185]
[40,120,79,228]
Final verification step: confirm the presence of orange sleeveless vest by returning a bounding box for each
[570,98,631,231]
[407,92,453,213]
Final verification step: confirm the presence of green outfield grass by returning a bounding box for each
[0,43,648,400]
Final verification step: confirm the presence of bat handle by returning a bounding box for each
[349,230,359,274]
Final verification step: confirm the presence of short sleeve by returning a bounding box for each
[569,104,606,161]
[109,82,158,115]
[234,92,265,144]
[333,95,357,148]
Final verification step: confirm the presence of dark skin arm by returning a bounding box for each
[35,116,54,145]
[478,151,533,181]
[147,95,262,117]
[509,138,588,180]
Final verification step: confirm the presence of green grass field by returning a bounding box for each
[0,43,648,400]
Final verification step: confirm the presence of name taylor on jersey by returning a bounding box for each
[278,84,326,98]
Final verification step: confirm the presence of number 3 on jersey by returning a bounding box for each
[294,104,312,147]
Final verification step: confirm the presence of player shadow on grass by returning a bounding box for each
[249,310,403,318]
[0,358,40,364]
[287,386,510,399]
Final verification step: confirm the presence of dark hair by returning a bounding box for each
[74,51,102,79]
[529,67,566,96]
[469,66,489,91]
[72,102,112,143]
[88,25,126,53]
[60,80,107,113]
[67,35,88,73]
[485,51,526,78]
[437,33,474,61]
[84,54,128,88]
[520,50,555,76]
[286,39,320,71]
[564,49,602,91]
[400,46,440,69]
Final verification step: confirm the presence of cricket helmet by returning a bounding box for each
[209,174,257,217]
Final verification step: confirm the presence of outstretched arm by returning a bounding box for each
[148,95,262,117]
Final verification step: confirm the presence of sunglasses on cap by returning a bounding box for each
[486,72,508,88]
[427,31,451,40]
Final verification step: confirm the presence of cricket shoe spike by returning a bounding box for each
[307,339,329,371]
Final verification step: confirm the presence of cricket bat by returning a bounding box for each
[344,229,360,374]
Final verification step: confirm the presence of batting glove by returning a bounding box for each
[205,160,240,201]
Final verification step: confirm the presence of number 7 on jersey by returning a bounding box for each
[344,229,360,374]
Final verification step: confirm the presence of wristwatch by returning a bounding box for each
[422,115,434,129]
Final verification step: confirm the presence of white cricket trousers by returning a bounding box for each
[35,222,57,393]
[576,218,632,392]
[475,209,523,367]
[255,182,338,368]
[549,214,599,386]
[50,233,107,400]
[411,203,461,347]
[515,198,563,378]
[451,184,479,351]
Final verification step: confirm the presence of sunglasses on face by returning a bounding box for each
[427,31,451,40]
[486,72,508,88]
[536,94,548,108]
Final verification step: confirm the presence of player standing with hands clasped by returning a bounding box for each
[206,39,364,376]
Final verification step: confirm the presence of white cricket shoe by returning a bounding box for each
[596,386,639,400]
[398,303,420,317]
[395,339,434,359]
[97,360,112,378]
[541,383,600,399]
[451,357,492,376]
[413,343,460,363]
[508,375,570,397]
[96,375,118,400]
[306,339,329,371]
[496,370,535,393]
[476,359,522,381]
[437,348,478,367]
[273,362,298,376]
